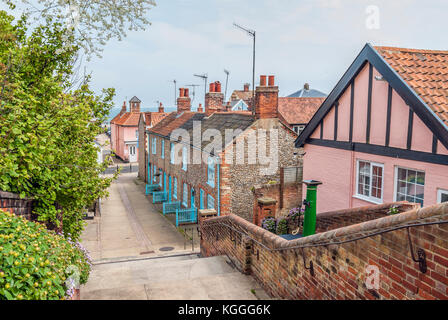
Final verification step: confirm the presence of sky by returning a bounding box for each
[7,0,448,112]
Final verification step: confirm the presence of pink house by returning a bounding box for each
[110,96,143,162]
[296,44,448,213]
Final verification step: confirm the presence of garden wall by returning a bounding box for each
[0,191,35,221]
[200,202,448,300]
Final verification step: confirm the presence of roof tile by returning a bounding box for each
[278,97,325,125]
[375,46,448,126]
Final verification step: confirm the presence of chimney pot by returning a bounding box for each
[255,74,279,120]
[209,82,216,93]
[185,88,189,97]
[244,83,250,92]
[198,103,204,112]
[177,88,191,113]
[215,81,222,93]
[304,83,310,91]
[158,102,164,113]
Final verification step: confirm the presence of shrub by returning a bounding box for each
[276,218,288,235]
[0,209,91,300]
[261,217,276,234]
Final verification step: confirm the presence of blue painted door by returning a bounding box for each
[191,188,196,208]
[168,176,172,201]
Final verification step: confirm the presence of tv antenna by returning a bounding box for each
[172,80,177,106]
[185,84,200,103]
[233,22,256,114]
[224,69,230,102]
[194,73,208,106]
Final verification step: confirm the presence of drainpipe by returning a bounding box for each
[302,180,322,237]
[217,160,221,216]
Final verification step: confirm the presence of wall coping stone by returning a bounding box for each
[202,201,448,250]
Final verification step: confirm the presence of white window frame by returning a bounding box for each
[182,183,188,207]
[207,156,215,188]
[393,166,426,206]
[173,177,178,199]
[354,159,384,204]
[207,195,215,209]
[152,137,157,155]
[293,125,305,135]
[170,142,175,164]
[437,189,448,203]
[182,145,188,171]
[161,140,165,159]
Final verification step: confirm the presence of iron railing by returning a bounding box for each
[153,191,168,204]
[146,184,160,195]
[163,201,181,216]
[176,207,198,227]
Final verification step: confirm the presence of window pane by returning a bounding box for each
[441,193,448,203]
[396,168,425,206]
[358,161,370,196]
[398,168,407,181]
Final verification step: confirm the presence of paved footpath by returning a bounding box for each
[80,172,268,300]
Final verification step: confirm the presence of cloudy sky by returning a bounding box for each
[29,1,448,110]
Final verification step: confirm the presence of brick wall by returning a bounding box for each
[200,202,448,300]
[0,191,35,220]
[315,202,420,233]
[223,118,299,220]
[149,134,217,209]
[252,172,303,219]
[138,117,147,181]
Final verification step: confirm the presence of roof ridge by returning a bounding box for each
[375,46,448,55]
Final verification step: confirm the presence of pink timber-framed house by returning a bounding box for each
[296,44,448,213]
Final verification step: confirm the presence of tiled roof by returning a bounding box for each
[185,113,255,151]
[288,85,327,98]
[375,46,448,126]
[148,112,197,137]
[230,90,254,102]
[142,112,168,128]
[111,112,141,126]
[278,97,325,125]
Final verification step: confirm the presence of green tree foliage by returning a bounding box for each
[0,10,117,240]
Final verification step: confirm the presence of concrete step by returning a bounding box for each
[81,255,268,300]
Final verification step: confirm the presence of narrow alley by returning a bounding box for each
[80,172,268,300]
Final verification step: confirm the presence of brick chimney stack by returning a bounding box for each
[255,75,279,119]
[120,101,127,115]
[197,103,204,113]
[177,88,191,113]
[205,81,224,116]
[158,102,164,113]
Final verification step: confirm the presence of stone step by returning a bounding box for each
[81,256,267,300]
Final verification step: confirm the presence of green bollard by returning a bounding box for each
[302,180,322,237]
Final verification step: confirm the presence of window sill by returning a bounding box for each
[352,194,383,205]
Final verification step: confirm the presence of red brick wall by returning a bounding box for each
[0,191,35,221]
[252,182,302,219]
[200,202,448,300]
